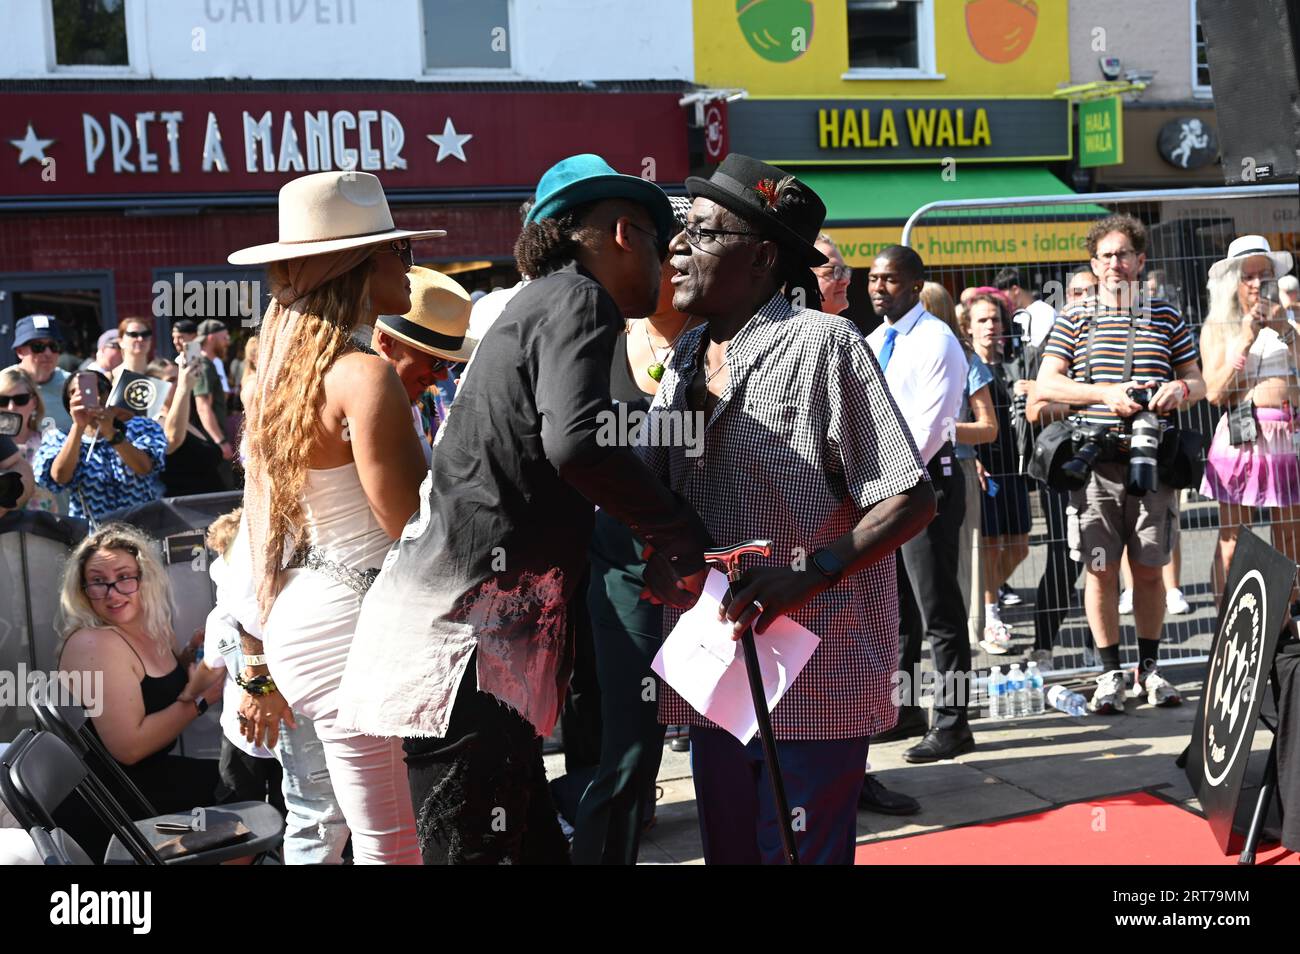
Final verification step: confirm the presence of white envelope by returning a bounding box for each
[652,569,820,745]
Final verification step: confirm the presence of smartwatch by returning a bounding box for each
[193,697,208,716]
[810,548,846,583]
[107,429,127,446]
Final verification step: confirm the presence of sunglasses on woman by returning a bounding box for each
[0,392,33,408]
[379,239,414,269]
[123,329,153,339]
[83,575,142,600]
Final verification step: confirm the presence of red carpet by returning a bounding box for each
[854,792,1298,865]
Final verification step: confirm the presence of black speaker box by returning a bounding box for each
[1199,0,1300,183]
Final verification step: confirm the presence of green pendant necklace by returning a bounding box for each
[645,319,690,382]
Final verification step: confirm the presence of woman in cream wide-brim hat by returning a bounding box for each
[230,171,441,864]
[1199,235,1300,606]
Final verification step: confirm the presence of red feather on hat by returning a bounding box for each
[754,178,778,208]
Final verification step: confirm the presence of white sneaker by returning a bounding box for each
[1117,589,1134,615]
[979,621,1014,655]
[1165,588,1190,615]
[1138,670,1182,707]
[999,583,1023,607]
[1088,670,1127,714]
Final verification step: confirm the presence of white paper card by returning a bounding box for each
[652,569,820,745]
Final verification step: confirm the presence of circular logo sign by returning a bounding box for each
[705,104,725,161]
[1158,117,1218,169]
[1202,569,1267,787]
[123,378,157,414]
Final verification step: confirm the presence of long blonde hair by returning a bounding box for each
[58,523,175,656]
[0,365,45,437]
[1199,260,1249,356]
[244,253,373,619]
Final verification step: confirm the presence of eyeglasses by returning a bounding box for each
[23,341,62,355]
[0,393,33,408]
[816,264,853,282]
[1094,249,1137,263]
[83,575,142,600]
[625,221,668,259]
[104,342,122,351]
[379,239,414,269]
[123,329,153,339]
[681,222,759,253]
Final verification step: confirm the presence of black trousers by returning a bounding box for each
[403,663,571,866]
[216,737,285,815]
[1033,485,1083,652]
[897,450,970,731]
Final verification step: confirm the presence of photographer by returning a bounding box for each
[0,429,35,515]
[1036,215,1205,713]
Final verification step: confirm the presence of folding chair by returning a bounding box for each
[28,826,96,865]
[3,729,283,865]
[31,699,284,864]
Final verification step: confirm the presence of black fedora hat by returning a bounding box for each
[685,154,828,267]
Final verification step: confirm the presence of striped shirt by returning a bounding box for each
[1042,295,1198,431]
[640,293,927,741]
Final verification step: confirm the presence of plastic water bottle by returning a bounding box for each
[1026,661,1045,715]
[1007,663,1026,717]
[987,666,1008,720]
[1047,684,1088,717]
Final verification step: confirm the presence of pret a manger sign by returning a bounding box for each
[2,92,689,197]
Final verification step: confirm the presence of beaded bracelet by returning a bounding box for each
[236,671,278,696]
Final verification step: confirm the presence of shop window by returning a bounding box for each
[422,0,513,72]
[844,0,939,79]
[51,0,128,67]
[1191,2,1213,97]
[0,272,116,370]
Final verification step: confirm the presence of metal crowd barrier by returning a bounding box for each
[898,183,1300,681]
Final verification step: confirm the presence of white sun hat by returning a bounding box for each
[1208,234,1295,282]
[228,171,446,265]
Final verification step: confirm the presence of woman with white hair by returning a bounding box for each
[1200,236,1300,601]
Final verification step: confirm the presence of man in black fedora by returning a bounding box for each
[639,154,935,863]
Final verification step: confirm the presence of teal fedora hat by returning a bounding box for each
[526,153,676,247]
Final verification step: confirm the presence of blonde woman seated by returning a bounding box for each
[55,522,226,860]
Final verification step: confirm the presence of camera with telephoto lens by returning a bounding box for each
[1058,423,1117,490]
[1126,386,1161,497]
[0,410,24,510]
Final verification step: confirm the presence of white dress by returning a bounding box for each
[262,462,419,864]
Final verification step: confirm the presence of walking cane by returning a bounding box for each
[704,539,800,866]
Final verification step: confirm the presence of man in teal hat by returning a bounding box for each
[341,154,712,865]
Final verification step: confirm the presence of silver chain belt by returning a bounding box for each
[284,545,380,598]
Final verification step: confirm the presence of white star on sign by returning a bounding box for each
[9,123,55,165]
[426,118,472,163]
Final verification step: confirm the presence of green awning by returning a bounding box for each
[798,167,1108,225]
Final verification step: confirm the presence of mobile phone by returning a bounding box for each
[986,477,1001,498]
[1260,279,1280,305]
[184,339,204,365]
[75,371,100,411]
[0,409,21,438]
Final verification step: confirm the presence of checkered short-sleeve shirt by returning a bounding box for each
[640,294,927,741]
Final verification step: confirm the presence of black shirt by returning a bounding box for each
[345,261,710,739]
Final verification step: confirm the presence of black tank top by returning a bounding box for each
[101,629,187,765]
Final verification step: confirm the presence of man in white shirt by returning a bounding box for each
[866,245,974,763]
[994,266,1057,350]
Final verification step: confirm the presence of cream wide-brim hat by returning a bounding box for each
[228,171,446,265]
[375,266,478,363]
[1207,234,1295,282]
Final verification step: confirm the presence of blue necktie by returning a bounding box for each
[878,326,898,372]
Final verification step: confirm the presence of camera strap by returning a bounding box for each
[1082,303,1138,386]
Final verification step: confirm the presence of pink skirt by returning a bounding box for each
[1201,406,1300,507]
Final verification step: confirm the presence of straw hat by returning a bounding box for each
[375,266,476,363]
[228,171,445,265]
[1208,234,1294,281]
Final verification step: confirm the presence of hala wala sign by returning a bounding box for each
[1079,97,1123,168]
[727,98,1071,164]
[1,92,688,198]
